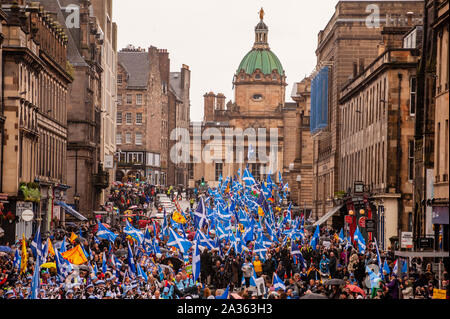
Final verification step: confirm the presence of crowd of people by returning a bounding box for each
[0,175,448,300]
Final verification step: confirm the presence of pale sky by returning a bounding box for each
[114,0,339,121]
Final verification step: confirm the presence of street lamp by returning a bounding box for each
[74,194,80,211]
[296,175,301,209]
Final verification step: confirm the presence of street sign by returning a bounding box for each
[345,215,353,224]
[366,219,376,232]
[104,155,114,169]
[358,217,367,228]
[433,289,447,300]
[401,232,414,249]
[21,210,34,222]
[417,237,434,249]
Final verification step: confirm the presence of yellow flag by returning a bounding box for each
[61,245,88,265]
[172,211,187,224]
[69,232,78,243]
[20,234,28,274]
[47,238,55,256]
[258,206,265,217]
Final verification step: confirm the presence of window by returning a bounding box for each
[125,132,132,144]
[255,74,261,80]
[117,112,122,125]
[215,162,223,181]
[408,140,414,181]
[136,113,143,125]
[136,94,143,105]
[251,163,261,181]
[410,77,416,115]
[117,94,122,105]
[126,113,132,124]
[117,74,122,84]
[116,133,122,145]
[135,133,142,145]
[253,94,263,100]
[126,94,132,104]
[188,163,194,180]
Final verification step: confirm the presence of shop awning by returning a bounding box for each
[55,201,88,221]
[313,205,344,226]
[395,251,449,258]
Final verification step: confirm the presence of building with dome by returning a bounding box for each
[188,10,313,213]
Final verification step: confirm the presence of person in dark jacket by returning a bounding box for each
[328,251,337,278]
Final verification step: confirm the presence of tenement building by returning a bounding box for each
[0,1,72,241]
[116,45,170,186]
[310,0,424,230]
[339,25,421,250]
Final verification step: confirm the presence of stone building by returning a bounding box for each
[310,0,424,226]
[116,45,169,186]
[339,26,421,250]
[0,1,72,240]
[39,0,107,218]
[91,0,118,205]
[168,65,191,187]
[188,10,313,206]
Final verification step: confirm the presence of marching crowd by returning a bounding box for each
[0,178,448,300]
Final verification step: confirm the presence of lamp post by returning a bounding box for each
[296,175,301,211]
[74,194,80,212]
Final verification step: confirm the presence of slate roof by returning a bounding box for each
[118,51,150,89]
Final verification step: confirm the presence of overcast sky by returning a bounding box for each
[114,0,339,121]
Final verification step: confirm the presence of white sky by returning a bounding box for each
[114,0,339,121]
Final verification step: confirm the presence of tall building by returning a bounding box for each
[116,45,169,186]
[39,0,107,218]
[0,1,72,241]
[168,65,191,187]
[91,0,118,205]
[414,0,448,251]
[339,26,421,250]
[189,9,314,211]
[310,0,424,226]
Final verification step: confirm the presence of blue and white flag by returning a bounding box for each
[243,168,256,186]
[193,197,209,230]
[13,248,21,270]
[127,242,136,277]
[310,225,320,250]
[353,227,366,254]
[392,259,399,275]
[383,260,390,275]
[31,226,43,262]
[97,222,118,243]
[272,272,286,291]
[29,260,41,299]
[136,262,148,282]
[124,220,144,245]
[55,248,73,280]
[60,236,67,253]
[195,230,215,250]
[102,252,107,274]
[192,239,201,283]
[216,286,229,299]
[401,259,408,274]
[168,228,193,254]
[366,266,382,289]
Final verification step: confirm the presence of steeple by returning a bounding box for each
[253,8,269,50]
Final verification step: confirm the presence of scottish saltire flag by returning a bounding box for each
[243,168,256,186]
[29,260,41,299]
[97,222,118,243]
[102,252,107,273]
[383,260,390,275]
[272,273,286,291]
[216,286,229,299]
[392,259,399,275]
[124,220,144,245]
[366,266,382,289]
[401,259,408,274]
[127,242,137,276]
[243,222,254,243]
[194,197,209,230]
[254,240,267,261]
[192,239,201,283]
[13,248,21,270]
[278,171,283,186]
[93,262,98,275]
[94,236,101,245]
[195,230,215,250]
[216,223,229,241]
[168,228,193,254]
[353,227,366,254]
[152,238,161,254]
[310,225,320,250]
[60,236,67,253]
[55,248,72,280]
[136,262,148,282]
[31,226,43,262]
[338,229,345,243]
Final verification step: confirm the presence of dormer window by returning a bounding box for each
[272,74,278,80]
[255,74,261,80]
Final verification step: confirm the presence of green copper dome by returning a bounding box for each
[237,49,284,76]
